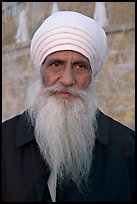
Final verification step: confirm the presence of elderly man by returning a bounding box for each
[2,11,135,202]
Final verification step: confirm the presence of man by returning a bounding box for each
[2,11,135,202]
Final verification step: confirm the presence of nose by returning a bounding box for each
[59,66,75,87]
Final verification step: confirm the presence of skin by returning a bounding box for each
[41,50,92,99]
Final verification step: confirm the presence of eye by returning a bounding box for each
[78,64,86,69]
[50,62,59,67]
[76,63,88,70]
[48,60,63,68]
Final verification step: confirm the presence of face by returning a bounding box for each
[41,50,92,99]
[26,51,97,189]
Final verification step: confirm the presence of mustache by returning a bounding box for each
[40,85,89,99]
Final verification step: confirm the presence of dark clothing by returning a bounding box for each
[2,110,135,202]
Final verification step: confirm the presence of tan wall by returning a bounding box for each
[2,2,135,130]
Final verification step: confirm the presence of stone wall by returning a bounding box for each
[2,2,135,130]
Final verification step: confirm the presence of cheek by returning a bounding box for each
[41,70,59,87]
[42,74,53,87]
[76,73,91,89]
[43,75,50,86]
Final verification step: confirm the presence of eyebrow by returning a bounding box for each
[45,59,64,66]
[45,58,90,67]
[73,60,90,66]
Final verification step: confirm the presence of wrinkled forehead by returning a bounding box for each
[43,50,90,64]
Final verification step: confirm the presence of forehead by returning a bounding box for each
[45,50,90,62]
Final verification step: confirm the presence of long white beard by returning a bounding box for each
[25,77,98,189]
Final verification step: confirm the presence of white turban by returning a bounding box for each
[30,11,107,76]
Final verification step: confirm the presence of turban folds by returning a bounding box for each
[30,11,107,76]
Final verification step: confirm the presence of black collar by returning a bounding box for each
[16,109,109,147]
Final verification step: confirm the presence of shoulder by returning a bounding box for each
[99,109,134,139]
[2,114,21,129]
[2,112,25,134]
[98,110,135,156]
[2,110,29,127]
[105,112,134,142]
[2,111,28,143]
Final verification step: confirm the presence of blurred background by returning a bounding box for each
[2,2,135,130]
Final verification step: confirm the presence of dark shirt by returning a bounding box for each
[2,109,135,202]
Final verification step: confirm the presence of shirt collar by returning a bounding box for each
[16,111,35,147]
[95,109,109,145]
[16,109,109,147]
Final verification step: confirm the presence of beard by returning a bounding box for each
[25,75,98,189]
